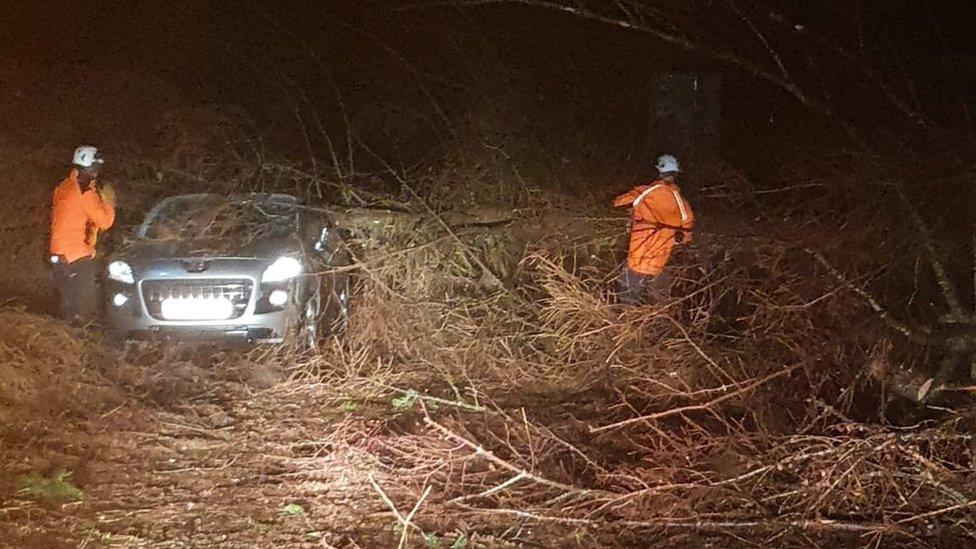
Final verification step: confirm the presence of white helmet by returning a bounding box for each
[655,154,680,174]
[72,146,104,169]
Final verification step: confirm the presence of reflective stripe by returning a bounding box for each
[632,184,662,208]
[671,188,689,223]
[633,184,689,224]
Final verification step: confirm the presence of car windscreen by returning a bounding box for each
[142,195,299,244]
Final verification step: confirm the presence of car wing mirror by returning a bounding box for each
[313,225,330,252]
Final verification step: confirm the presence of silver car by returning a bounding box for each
[103,193,350,346]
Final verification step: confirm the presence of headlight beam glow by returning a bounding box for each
[261,257,303,283]
[108,261,135,284]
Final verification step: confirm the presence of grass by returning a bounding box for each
[18,468,84,503]
[281,503,305,517]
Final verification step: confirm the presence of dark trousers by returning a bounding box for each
[54,258,98,325]
[615,266,672,305]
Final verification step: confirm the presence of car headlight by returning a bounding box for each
[261,257,302,283]
[107,260,134,284]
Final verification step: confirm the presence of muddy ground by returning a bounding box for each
[0,335,393,547]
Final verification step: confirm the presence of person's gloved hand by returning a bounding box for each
[99,182,117,207]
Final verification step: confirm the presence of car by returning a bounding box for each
[103,192,350,347]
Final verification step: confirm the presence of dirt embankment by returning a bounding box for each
[0,144,62,311]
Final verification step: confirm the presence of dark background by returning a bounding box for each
[3,0,976,174]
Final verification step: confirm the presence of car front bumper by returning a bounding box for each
[104,278,300,344]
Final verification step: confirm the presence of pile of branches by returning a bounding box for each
[266,188,976,546]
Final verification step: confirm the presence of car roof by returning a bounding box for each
[137,192,302,239]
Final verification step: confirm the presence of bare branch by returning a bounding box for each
[589,363,803,433]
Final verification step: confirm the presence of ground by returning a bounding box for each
[1,342,390,547]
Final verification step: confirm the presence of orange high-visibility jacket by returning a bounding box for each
[613,180,694,275]
[50,170,116,263]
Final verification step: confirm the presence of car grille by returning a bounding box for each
[142,279,253,320]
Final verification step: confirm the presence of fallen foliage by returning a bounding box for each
[2,156,974,546]
[249,173,976,546]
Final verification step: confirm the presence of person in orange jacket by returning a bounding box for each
[612,154,694,304]
[50,146,117,324]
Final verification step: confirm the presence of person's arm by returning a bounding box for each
[83,187,116,230]
[613,188,640,208]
